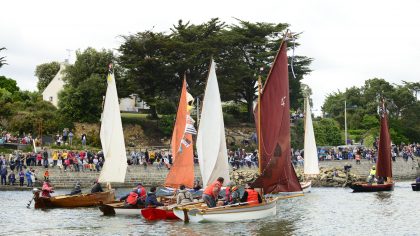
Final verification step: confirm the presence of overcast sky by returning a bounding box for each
[1,0,419,115]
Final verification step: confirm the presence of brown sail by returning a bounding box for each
[252,40,302,194]
[376,100,392,178]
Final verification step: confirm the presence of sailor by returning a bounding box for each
[225,183,240,205]
[145,186,164,207]
[91,179,104,193]
[368,166,376,184]
[69,181,82,195]
[202,177,224,208]
[120,183,147,206]
[41,180,54,198]
[241,183,262,205]
[176,184,194,204]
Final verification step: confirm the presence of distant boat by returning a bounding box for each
[35,65,125,209]
[175,38,302,223]
[350,99,394,192]
[300,96,319,193]
[411,182,420,191]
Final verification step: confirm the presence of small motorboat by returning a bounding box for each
[350,182,394,192]
[411,182,420,191]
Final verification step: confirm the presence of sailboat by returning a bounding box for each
[140,78,196,220]
[34,65,125,209]
[350,99,394,192]
[174,39,302,223]
[300,96,319,192]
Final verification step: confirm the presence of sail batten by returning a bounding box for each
[252,41,302,194]
[164,79,195,188]
[303,97,319,176]
[98,70,127,183]
[197,60,230,186]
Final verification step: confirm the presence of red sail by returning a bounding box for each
[164,79,194,188]
[252,41,302,194]
[376,101,392,178]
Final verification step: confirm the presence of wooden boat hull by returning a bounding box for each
[350,182,394,192]
[34,190,115,209]
[99,201,143,216]
[300,181,312,193]
[412,183,420,191]
[141,208,179,220]
[173,199,277,223]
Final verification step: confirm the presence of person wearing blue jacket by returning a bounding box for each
[145,186,164,207]
[25,169,33,187]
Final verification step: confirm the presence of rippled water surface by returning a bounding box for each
[0,182,419,236]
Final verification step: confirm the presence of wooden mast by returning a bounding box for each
[257,75,262,175]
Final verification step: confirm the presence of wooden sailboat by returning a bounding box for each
[35,65,126,209]
[175,40,302,223]
[141,78,196,220]
[350,99,394,192]
[300,96,319,193]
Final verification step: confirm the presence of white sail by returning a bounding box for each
[303,97,319,175]
[98,71,127,183]
[197,60,230,186]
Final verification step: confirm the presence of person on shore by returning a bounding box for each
[91,180,103,193]
[0,166,7,185]
[25,169,33,187]
[19,170,25,186]
[8,171,16,185]
[145,186,164,207]
[41,180,54,198]
[68,131,74,146]
[241,183,262,205]
[42,148,49,168]
[202,177,224,208]
[177,184,193,205]
[44,169,49,181]
[70,181,82,195]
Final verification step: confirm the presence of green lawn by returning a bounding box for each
[121,113,148,119]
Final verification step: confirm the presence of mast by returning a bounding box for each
[257,76,262,175]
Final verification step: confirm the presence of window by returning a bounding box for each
[49,96,53,102]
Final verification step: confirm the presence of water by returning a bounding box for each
[0,182,419,236]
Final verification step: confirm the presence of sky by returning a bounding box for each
[1,0,420,116]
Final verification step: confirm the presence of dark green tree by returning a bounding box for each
[35,61,60,92]
[0,75,19,93]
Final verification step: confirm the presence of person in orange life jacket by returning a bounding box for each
[41,180,54,198]
[120,183,147,206]
[224,182,240,205]
[202,177,224,208]
[241,183,262,205]
[145,186,165,207]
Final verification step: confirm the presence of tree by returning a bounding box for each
[313,118,343,146]
[0,47,7,69]
[0,75,19,93]
[59,48,117,123]
[35,61,60,92]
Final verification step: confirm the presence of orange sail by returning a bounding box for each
[252,40,302,194]
[164,79,195,188]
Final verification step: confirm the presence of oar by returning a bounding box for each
[26,195,35,209]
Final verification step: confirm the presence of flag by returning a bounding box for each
[185,115,197,134]
[181,137,191,148]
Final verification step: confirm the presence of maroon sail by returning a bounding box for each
[252,41,302,194]
[376,100,392,178]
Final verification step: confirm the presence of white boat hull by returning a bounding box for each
[300,181,312,193]
[174,200,277,223]
[114,208,142,216]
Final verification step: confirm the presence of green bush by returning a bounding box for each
[157,100,176,115]
[158,115,175,137]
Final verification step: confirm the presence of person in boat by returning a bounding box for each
[241,183,262,205]
[416,176,420,183]
[368,166,376,184]
[69,181,82,195]
[224,184,240,205]
[91,179,104,193]
[145,186,164,207]
[202,177,224,208]
[120,183,147,206]
[41,180,54,198]
[193,179,202,191]
[177,184,194,205]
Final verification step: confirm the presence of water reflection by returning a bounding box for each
[375,192,392,201]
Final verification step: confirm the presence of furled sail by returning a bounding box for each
[376,99,392,178]
[303,97,319,176]
[252,41,302,194]
[165,79,195,188]
[98,66,128,183]
[196,60,230,186]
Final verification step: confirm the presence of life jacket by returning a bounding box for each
[370,169,376,176]
[245,189,259,205]
[203,181,222,198]
[138,186,146,201]
[126,191,139,205]
[41,183,53,198]
[225,187,232,202]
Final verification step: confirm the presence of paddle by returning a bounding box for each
[26,195,35,209]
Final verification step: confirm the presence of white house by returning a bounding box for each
[119,94,150,112]
[42,63,67,107]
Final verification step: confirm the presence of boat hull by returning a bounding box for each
[412,183,420,191]
[300,181,312,193]
[99,201,143,216]
[34,190,115,209]
[350,182,394,192]
[174,199,277,223]
[141,208,179,220]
